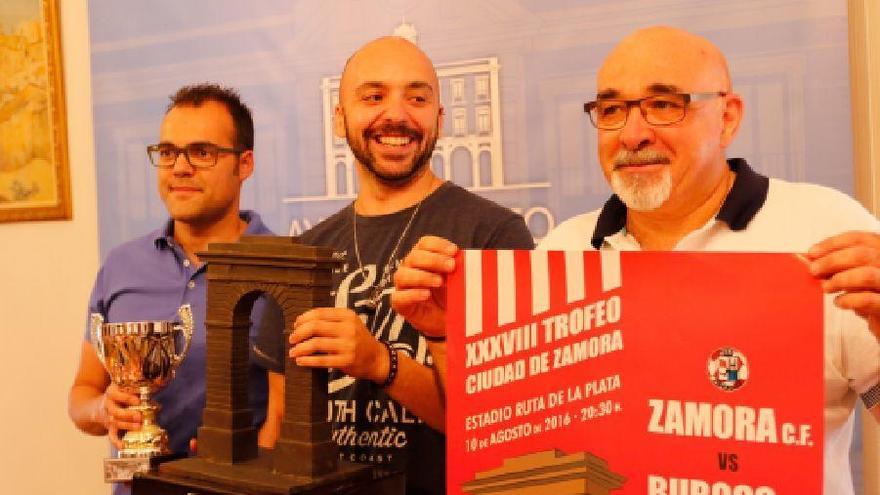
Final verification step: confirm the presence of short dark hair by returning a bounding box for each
[166,83,254,150]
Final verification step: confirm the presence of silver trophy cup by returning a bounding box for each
[90,304,194,482]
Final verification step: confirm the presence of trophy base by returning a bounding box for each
[131,451,404,494]
[104,453,184,483]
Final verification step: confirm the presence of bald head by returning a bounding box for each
[333,36,444,187]
[598,26,731,98]
[592,26,744,217]
[339,36,440,102]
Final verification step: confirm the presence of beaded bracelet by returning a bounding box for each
[381,340,399,388]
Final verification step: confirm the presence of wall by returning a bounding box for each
[849,0,880,492]
[0,0,107,493]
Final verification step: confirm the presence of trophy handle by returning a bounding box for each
[172,304,194,367]
[89,313,107,367]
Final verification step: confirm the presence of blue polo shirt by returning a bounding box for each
[85,211,272,495]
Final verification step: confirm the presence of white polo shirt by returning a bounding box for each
[539,158,880,495]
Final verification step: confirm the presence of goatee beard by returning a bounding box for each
[347,122,438,187]
[611,168,672,211]
[610,149,672,211]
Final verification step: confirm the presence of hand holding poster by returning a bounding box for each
[446,251,823,494]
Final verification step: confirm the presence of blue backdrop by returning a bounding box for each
[88,0,854,252]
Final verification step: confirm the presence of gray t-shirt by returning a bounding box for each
[259,182,534,495]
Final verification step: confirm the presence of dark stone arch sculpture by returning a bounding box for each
[133,236,403,494]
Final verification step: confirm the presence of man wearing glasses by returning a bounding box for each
[394,26,879,495]
[68,84,274,495]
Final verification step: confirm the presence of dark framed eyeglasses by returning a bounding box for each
[146,143,244,169]
[583,91,727,130]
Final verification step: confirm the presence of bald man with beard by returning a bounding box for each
[257,36,533,495]
[393,27,880,495]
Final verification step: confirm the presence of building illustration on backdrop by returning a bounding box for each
[461,450,625,495]
[284,21,548,204]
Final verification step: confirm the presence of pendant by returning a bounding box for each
[364,287,382,309]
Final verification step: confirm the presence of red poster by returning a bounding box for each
[446,251,823,495]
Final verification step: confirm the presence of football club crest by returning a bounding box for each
[707,347,749,391]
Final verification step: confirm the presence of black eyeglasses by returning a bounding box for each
[584,92,727,130]
[146,143,243,170]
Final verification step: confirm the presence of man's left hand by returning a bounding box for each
[808,230,880,339]
[289,308,389,383]
[391,235,459,339]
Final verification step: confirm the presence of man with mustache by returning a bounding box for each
[68,84,275,495]
[258,36,533,495]
[393,27,879,495]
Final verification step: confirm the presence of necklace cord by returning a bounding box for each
[352,198,424,309]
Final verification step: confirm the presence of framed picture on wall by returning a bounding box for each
[0,0,71,222]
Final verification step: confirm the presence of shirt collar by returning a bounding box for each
[152,210,263,250]
[590,158,770,249]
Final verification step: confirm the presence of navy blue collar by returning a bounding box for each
[590,158,770,249]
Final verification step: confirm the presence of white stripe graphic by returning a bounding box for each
[564,251,585,303]
[600,250,622,292]
[329,376,356,394]
[530,250,550,315]
[497,250,516,327]
[465,250,483,337]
